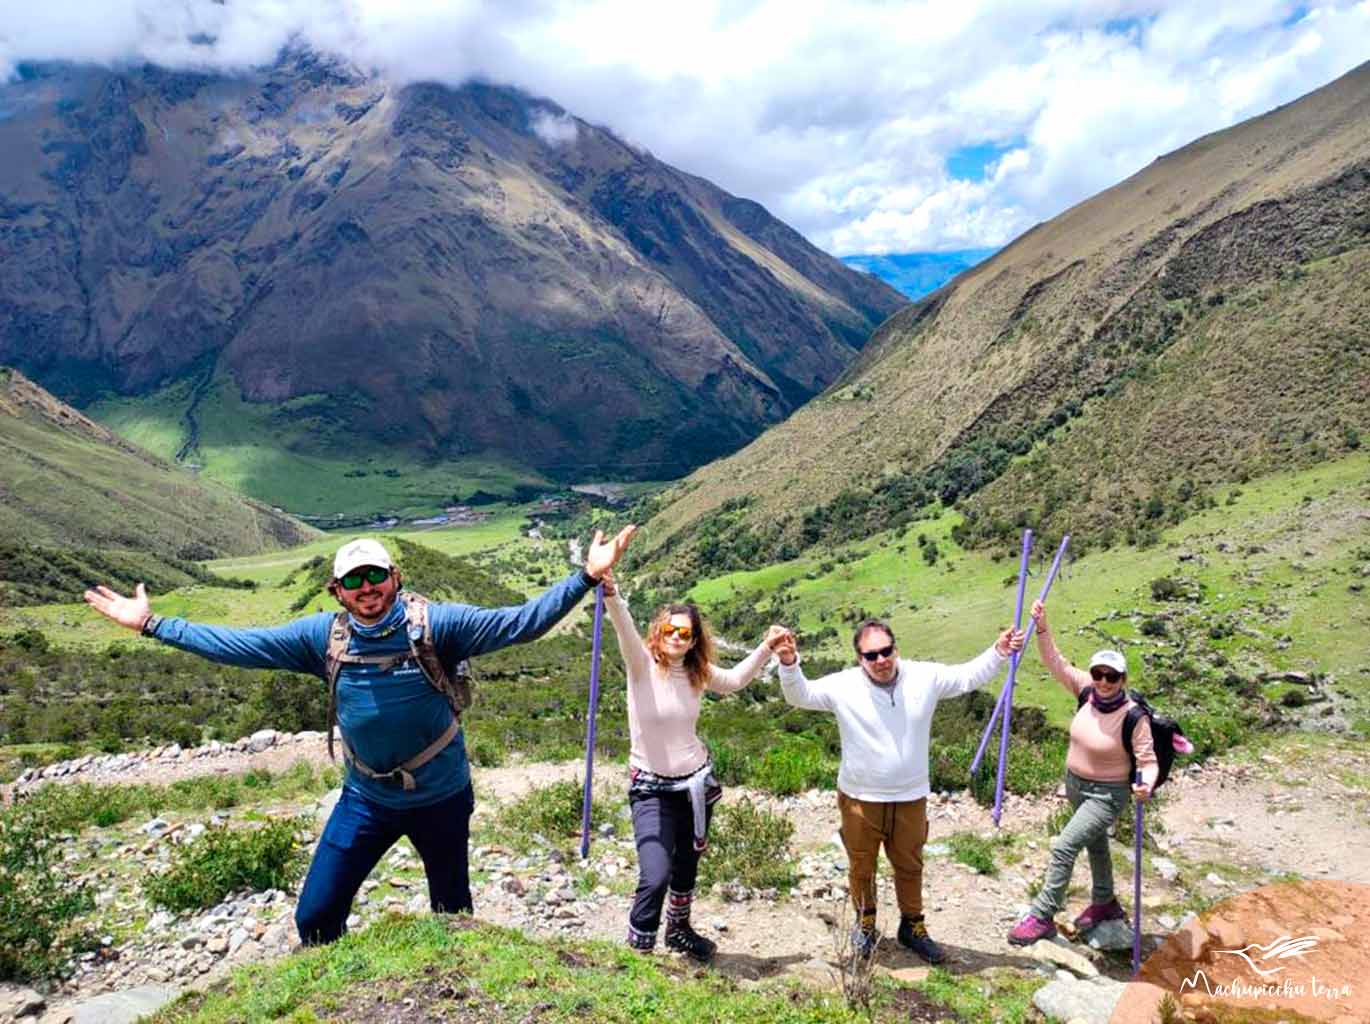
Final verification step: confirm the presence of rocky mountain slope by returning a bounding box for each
[0,368,313,565]
[0,52,905,489]
[638,61,1370,573]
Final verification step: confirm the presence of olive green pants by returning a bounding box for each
[1030,770,1131,919]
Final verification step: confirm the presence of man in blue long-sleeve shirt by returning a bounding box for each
[83,527,636,945]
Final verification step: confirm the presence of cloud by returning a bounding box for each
[1,0,1366,254]
[529,109,579,147]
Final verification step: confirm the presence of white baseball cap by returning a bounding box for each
[1088,649,1128,675]
[333,538,393,579]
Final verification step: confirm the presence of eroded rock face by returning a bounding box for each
[0,57,905,480]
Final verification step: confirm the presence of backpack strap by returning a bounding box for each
[337,716,461,792]
[1077,685,1093,708]
[324,613,350,763]
[401,592,472,714]
[1122,693,1147,774]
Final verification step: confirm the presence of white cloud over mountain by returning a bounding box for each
[2,0,1366,254]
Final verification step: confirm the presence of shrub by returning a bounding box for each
[699,798,795,892]
[0,801,94,980]
[946,831,1013,876]
[493,780,621,853]
[1139,617,1169,637]
[143,818,308,912]
[746,736,837,795]
[1149,577,1183,602]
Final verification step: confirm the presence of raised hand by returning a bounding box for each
[1029,599,1047,629]
[585,525,637,580]
[995,627,1026,658]
[83,583,153,632]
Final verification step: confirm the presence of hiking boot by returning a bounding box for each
[897,917,947,964]
[1073,899,1126,932]
[626,925,656,952]
[665,923,717,962]
[1007,914,1058,946]
[850,926,878,961]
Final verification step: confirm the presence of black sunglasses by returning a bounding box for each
[339,566,390,590]
[1090,667,1123,684]
[859,644,895,662]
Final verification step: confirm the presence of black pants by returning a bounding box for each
[628,789,714,934]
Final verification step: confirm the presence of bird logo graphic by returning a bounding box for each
[1213,935,1320,977]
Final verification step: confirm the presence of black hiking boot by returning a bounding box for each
[665,922,717,962]
[897,916,947,964]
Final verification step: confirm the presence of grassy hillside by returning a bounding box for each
[90,374,553,519]
[681,452,1370,738]
[635,62,1370,579]
[0,368,315,559]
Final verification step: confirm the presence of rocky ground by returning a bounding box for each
[2,730,1367,1024]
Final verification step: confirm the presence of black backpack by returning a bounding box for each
[1077,688,1188,791]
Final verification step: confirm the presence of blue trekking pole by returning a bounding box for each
[991,529,1032,826]
[579,585,606,860]
[1133,767,1145,976]
[971,534,1070,777]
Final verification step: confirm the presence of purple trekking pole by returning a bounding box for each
[991,529,1032,827]
[970,535,1071,777]
[1133,768,1145,976]
[579,585,606,860]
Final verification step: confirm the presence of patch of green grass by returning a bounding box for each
[149,914,888,1024]
[945,831,1015,877]
[746,735,838,795]
[12,760,340,832]
[917,966,1044,1024]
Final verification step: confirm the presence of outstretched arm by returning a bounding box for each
[930,626,1023,699]
[83,583,324,674]
[1031,600,1091,697]
[706,625,788,694]
[599,573,653,682]
[441,525,638,659]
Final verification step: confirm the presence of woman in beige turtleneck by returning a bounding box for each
[600,571,788,961]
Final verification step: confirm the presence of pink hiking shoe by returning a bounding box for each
[1073,899,1126,932]
[1007,914,1058,946]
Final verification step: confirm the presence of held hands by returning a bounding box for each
[763,624,793,653]
[995,627,1027,658]
[771,627,798,666]
[585,525,637,580]
[83,583,153,632]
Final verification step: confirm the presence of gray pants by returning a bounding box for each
[1031,771,1131,919]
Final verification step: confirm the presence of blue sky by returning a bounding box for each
[3,0,1367,255]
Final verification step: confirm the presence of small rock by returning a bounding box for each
[1153,857,1179,882]
[8,988,45,1018]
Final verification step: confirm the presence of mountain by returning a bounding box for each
[841,249,997,300]
[0,53,906,507]
[0,367,314,563]
[637,61,1370,580]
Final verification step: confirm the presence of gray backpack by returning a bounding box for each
[323,592,473,790]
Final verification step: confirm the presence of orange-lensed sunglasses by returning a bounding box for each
[660,624,694,640]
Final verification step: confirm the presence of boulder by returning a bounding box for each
[1031,975,1125,1024]
[247,730,278,753]
[1083,919,1134,952]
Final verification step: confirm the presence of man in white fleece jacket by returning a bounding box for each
[774,618,1023,963]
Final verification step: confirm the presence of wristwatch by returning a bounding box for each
[140,614,164,638]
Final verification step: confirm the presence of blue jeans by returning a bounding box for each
[295,782,475,945]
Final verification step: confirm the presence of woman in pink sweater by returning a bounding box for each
[601,572,787,960]
[1007,599,1159,946]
